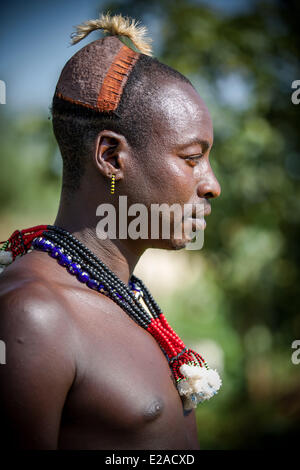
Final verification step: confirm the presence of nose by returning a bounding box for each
[196,164,221,199]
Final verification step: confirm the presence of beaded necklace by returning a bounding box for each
[0,224,222,410]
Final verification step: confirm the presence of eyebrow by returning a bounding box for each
[177,138,211,153]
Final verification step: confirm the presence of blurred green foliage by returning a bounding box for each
[0,0,299,449]
[0,112,61,234]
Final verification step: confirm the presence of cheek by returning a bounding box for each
[154,158,196,204]
[126,155,196,206]
[166,159,187,179]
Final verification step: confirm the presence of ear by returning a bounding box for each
[94,129,130,181]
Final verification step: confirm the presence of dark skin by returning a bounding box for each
[0,78,221,449]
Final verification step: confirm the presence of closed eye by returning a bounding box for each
[183,154,204,165]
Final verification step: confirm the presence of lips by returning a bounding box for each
[188,217,206,231]
[179,203,211,233]
[204,205,211,217]
[191,204,211,218]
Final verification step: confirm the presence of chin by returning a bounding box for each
[146,238,186,251]
[163,236,193,251]
[146,231,198,251]
[170,238,192,250]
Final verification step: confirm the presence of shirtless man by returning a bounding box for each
[0,14,221,449]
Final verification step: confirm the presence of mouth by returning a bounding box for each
[191,204,211,218]
[175,202,211,236]
[188,203,211,230]
[188,217,206,231]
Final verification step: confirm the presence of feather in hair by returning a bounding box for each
[70,12,153,56]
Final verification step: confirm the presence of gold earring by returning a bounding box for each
[110,174,116,194]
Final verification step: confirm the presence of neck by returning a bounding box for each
[53,189,144,285]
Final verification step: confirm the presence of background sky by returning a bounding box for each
[1,0,105,111]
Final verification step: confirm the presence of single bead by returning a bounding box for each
[67,262,81,275]
[44,239,54,250]
[87,278,99,290]
[58,254,71,266]
[50,246,63,258]
[77,271,90,283]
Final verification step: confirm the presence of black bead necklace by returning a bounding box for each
[0,223,222,410]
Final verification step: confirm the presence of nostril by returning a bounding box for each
[197,175,221,199]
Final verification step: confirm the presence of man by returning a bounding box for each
[0,13,221,449]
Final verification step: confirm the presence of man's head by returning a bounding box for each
[51,13,220,250]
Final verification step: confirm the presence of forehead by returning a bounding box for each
[151,79,213,150]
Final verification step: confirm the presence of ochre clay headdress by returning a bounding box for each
[55,12,153,113]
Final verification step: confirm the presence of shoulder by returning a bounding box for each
[0,252,77,369]
[0,254,78,448]
[0,268,73,341]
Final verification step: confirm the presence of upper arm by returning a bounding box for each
[0,282,76,449]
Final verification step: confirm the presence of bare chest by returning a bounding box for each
[57,291,199,449]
